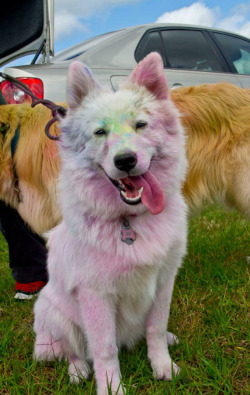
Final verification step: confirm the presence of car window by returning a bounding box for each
[213,33,250,75]
[135,31,165,65]
[161,30,223,72]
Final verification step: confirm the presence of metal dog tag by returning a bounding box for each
[121,217,136,245]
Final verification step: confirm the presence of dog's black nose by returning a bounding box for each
[114,152,137,172]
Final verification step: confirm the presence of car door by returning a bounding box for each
[210,31,250,89]
[135,28,242,88]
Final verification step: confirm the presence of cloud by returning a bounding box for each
[54,0,141,39]
[216,3,250,38]
[55,12,87,40]
[155,1,250,38]
[155,2,219,27]
[54,1,250,41]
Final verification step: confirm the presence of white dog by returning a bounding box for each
[33,52,188,394]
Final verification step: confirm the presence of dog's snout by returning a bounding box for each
[114,152,137,172]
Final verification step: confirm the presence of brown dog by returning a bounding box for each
[172,83,250,219]
[0,82,249,236]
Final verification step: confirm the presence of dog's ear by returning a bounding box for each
[67,61,99,110]
[130,52,168,100]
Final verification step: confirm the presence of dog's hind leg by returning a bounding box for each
[34,296,65,361]
[34,332,65,362]
[34,292,90,381]
[225,145,250,219]
[35,325,90,383]
[230,170,250,219]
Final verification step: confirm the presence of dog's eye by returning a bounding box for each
[136,121,147,130]
[94,128,107,136]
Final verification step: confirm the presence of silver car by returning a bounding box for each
[1,0,250,103]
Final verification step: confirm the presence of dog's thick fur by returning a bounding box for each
[0,77,249,237]
[33,53,188,394]
[172,84,250,218]
[0,102,61,234]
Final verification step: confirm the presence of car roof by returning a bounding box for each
[49,23,247,71]
[51,22,250,63]
[53,30,125,62]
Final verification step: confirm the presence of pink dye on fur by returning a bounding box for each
[33,52,188,395]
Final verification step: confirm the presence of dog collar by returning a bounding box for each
[120,216,136,245]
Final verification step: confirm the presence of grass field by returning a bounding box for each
[0,206,249,394]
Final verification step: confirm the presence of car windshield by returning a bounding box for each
[52,30,123,62]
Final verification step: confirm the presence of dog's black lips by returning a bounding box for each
[109,177,142,206]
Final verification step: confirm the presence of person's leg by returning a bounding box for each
[0,200,48,299]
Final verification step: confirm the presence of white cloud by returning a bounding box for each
[54,1,250,41]
[155,2,219,27]
[239,22,250,38]
[155,1,250,38]
[216,3,250,38]
[54,0,141,39]
[55,12,87,40]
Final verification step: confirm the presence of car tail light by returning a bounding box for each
[0,77,44,104]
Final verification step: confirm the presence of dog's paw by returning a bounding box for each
[97,384,126,395]
[151,358,180,381]
[166,331,179,346]
[97,377,126,395]
[68,357,90,384]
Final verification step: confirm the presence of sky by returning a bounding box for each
[54,0,250,53]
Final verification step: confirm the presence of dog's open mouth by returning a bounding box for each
[117,178,143,204]
[111,171,165,215]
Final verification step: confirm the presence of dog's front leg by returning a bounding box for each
[146,261,180,381]
[78,289,124,395]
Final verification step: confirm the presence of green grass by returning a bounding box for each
[0,206,249,394]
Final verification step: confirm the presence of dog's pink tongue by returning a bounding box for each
[127,171,165,215]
